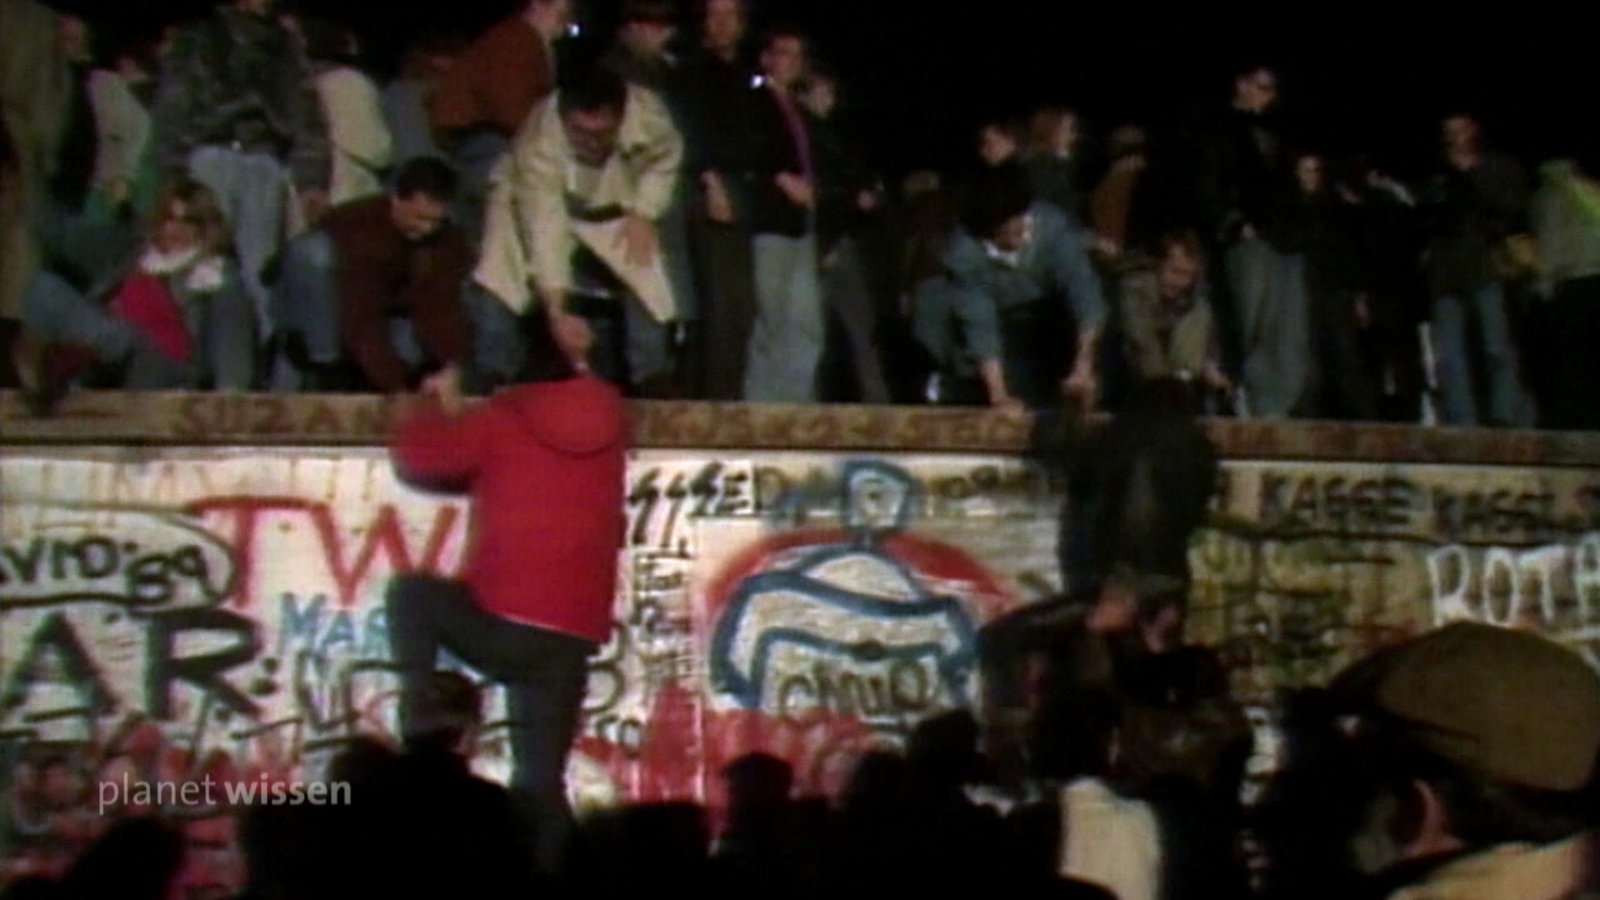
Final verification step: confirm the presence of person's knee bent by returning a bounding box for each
[385,572,448,627]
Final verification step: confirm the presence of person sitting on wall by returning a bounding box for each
[270,156,517,393]
[14,175,256,411]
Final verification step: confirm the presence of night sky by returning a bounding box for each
[65,0,1597,182]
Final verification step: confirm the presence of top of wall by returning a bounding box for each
[4,390,1600,467]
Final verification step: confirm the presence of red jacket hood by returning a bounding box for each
[501,375,627,457]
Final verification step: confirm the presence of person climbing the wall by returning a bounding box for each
[976,376,1221,786]
[384,313,627,878]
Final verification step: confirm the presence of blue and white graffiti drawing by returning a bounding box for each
[709,461,980,719]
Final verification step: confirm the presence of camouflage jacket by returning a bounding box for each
[151,6,329,190]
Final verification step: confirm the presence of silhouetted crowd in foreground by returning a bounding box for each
[5,0,1600,427]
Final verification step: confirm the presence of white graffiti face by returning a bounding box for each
[844,467,914,535]
[707,460,984,732]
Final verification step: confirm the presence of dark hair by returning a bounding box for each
[99,26,166,73]
[60,818,185,900]
[758,21,807,55]
[800,57,837,90]
[901,184,960,290]
[1155,229,1203,263]
[558,65,629,118]
[959,165,1033,241]
[518,309,583,383]
[621,0,677,25]
[299,15,356,64]
[1232,61,1276,83]
[907,709,982,789]
[392,156,459,202]
[404,670,483,754]
[721,752,793,818]
[1123,376,1204,418]
[1029,685,1121,781]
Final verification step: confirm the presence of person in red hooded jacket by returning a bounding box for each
[385,308,624,878]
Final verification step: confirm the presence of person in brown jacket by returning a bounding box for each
[427,0,573,240]
[270,157,481,393]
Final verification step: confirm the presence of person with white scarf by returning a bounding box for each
[15,176,255,407]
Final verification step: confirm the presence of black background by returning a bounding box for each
[62,0,1598,182]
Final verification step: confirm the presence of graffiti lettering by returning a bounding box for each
[1432,488,1567,542]
[145,607,261,719]
[277,593,389,659]
[588,714,645,755]
[1428,533,1600,630]
[0,514,233,610]
[775,658,934,721]
[0,613,116,720]
[1259,474,1417,534]
[172,395,394,440]
[186,497,460,608]
[707,462,991,733]
[627,462,754,551]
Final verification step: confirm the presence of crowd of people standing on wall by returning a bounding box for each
[4,0,1599,429]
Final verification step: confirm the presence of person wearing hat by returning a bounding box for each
[1327,622,1600,898]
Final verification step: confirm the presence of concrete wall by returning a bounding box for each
[3,393,1599,890]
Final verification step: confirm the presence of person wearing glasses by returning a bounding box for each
[479,64,683,394]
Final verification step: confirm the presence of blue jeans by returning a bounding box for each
[189,146,288,341]
[23,271,134,363]
[448,130,509,245]
[20,271,211,388]
[270,229,525,391]
[1431,282,1536,427]
[744,231,823,402]
[567,244,674,390]
[385,574,595,875]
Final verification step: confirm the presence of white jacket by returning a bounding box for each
[474,83,682,316]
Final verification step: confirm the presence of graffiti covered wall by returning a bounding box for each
[1197,461,1600,704]
[3,443,1599,890]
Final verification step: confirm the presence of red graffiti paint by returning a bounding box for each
[574,682,883,830]
[0,715,304,897]
[185,497,462,608]
[573,528,1020,825]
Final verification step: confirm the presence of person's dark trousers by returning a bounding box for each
[688,215,757,400]
[1306,286,1379,420]
[1543,274,1600,430]
[444,128,510,246]
[819,236,892,403]
[386,573,596,877]
[0,318,21,389]
[999,299,1075,410]
[567,291,631,390]
[1365,287,1427,423]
